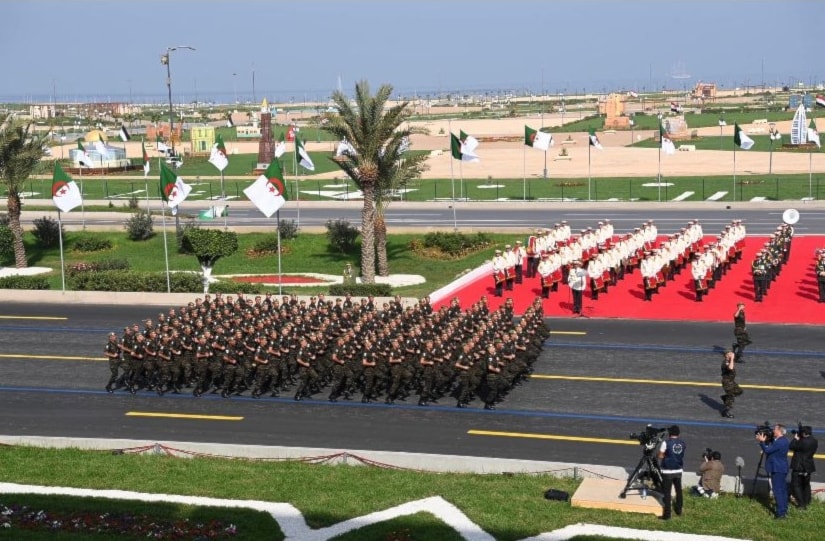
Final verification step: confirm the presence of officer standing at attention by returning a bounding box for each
[566,260,587,315]
[816,250,825,303]
[720,350,742,418]
[732,303,752,362]
[658,425,686,520]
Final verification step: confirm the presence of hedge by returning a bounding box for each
[328,283,392,297]
[0,275,50,290]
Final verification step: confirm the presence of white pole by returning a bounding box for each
[161,203,171,294]
[79,165,85,231]
[57,210,66,292]
[276,209,283,296]
[449,119,455,202]
[587,137,592,201]
[809,148,813,200]
[657,141,662,202]
[733,145,737,202]
[522,142,526,201]
[220,169,227,230]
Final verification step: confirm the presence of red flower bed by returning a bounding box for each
[231,275,328,285]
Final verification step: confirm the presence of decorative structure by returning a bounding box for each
[190,125,216,154]
[693,82,717,101]
[600,93,630,130]
[257,98,275,167]
[146,123,183,144]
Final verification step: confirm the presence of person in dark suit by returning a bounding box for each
[789,426,818,510]
[756,424,790,519]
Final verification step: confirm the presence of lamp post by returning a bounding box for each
[161,45,195,157]
[719,114,725,151]
[768,122,780,174]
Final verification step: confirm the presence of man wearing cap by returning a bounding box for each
[492,249,507,297]
[537,252,552,299]
[503,245,517,291]
[513,240,527,284]
[816,250,825,302]
[566,260,587,314]
[658,425,686,520]
[691,254,707,302]
[104,332,122,393]
[752,250,768,302]
[525,230,540,278]
[732,303,752,362]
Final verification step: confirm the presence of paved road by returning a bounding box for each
[1,302,822,474]
[20,201,825,235]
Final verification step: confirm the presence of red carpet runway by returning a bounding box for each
[434,236,825,325]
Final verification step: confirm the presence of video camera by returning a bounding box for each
[754,421,774,443]
[629,425,669,453]
[702,447,716,460]
[790,422,812,437]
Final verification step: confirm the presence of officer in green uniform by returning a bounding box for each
[816,250,825,302]
[720,350,742,418]
[104,332,121,393]
[732,303,752,362]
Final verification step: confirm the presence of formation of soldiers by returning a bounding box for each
[104,293,549,410]
[750,223,794,302]
[816,249,825,303]
[688,220,747,302]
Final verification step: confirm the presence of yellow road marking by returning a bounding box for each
[0,354,103,362]
[531,374,825,393]
[549,331,587,336]
[468,430,825,460]
[0,315,67,321]
[125,412,243,421]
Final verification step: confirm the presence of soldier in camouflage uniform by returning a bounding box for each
[720,350,742,418]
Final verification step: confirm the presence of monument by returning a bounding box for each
[601,93,630,130]
[257,98,275,168]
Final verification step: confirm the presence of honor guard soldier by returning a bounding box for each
[513,240,526,284]
[537,252,553,299]
[816,250,825,302]
[691,254,708,302]
[503,244,516,291]
[492,249,507,297]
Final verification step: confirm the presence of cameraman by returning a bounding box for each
[756,424,790,519]
[657,425,686,520]
[789,426,818,510]
[695,450,724,498]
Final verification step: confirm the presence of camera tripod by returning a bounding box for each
[749,451,768,497]
[619,451,663,499]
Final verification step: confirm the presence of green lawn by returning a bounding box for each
[0,446,820,541]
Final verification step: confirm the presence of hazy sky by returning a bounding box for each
[3,1,822,102]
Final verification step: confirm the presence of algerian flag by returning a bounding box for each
[809,119,821,149]
[142,140,150,177]
[670,102,681,113]
[588,129,603,150]
[244,159,288,217]
[816,95,825,108]
[718,119,727,127]
[459,130,479,153]
[76,141,94,167]
[660,123,675,155]
[450,133,479,162]
[119,124,131,142]
[159,162,192,208]
[226,116,234,128]
[199,206,228,219]
[52,162,82,213]
[94,134,109,160]
[295,136,315,171]
[208,134,229,171]
[524,125,553,151]
[733,123,754,150]
[274,132,286,158]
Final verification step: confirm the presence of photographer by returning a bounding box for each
[695,450,724,498]
[756,424,790,519]
[789,426,818,510]
[657,425,686,520]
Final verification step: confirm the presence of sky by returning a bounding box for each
[3,0,823,103]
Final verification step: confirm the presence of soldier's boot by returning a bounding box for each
[417,397,429,407]
[484,402,496,410]
[722,408,734,418]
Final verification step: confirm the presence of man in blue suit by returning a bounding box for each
[756,424,790,519]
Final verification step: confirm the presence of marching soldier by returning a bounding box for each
[752,251,768,302]
[104,332,121,393]
[817,250,825,303]
[732,303,753,362]
[483,343,502,410]
[720,350,742,418]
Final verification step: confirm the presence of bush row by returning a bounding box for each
[0,275,50,290]
[418,231,493,256]
[329,283,392,297]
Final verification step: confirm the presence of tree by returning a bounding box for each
[181,228,238,294]
[325,81,427,282]
[0,122,47,268]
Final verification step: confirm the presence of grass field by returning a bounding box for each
[0,446,820,541]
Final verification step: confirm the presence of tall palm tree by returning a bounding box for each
[325,81,427,282]
[0,122,47,268]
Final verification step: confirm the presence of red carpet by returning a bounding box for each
[434,236,825,325]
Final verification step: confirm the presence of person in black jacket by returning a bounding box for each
[658,425,686,520]
[789,426,818,510]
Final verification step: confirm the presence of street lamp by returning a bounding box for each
[161,45,195,157]
[768,122,781,174]
[719,114,726,151]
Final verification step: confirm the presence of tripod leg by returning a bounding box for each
[750,452,765,497]
[621,455,650,498]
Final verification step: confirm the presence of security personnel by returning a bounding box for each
[789,426,818,510]
[732,303,752,362]
[658,425,686,520]
[104,332,121,393]
[720,350,742,418]
[816,250,825,302]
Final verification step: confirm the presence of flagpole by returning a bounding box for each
[220,170,227,230]
[161,202,172,294]
[276,209,283,296]
[293,147,301,228]
[57,210,66,292]
[448,120,455,202]
[522,143,527,201]
[732,145,737,202]
[809,146,813,200]
[657,144,662,202]
[587,138,592,201]
[79,165,86,231]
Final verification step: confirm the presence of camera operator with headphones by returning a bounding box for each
[789,425,818,510]
[695,449,725,498]
[658,425,686,520]
[756,424,790,519]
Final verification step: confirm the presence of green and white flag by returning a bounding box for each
[450,133,479,162]
[208,134,229,171]
[244,159,288,217]
[734,123,754,150]
[94,134,109,160]
[459,130,479,153]
[142,140,150,177]
[808,119,820,149]
[52,162,83,213]
[295,136,315,171]
[160,162,192,208]
[76,141,94,167]
[660,123,675,155]
[588,129,603,150]
[274,132,286,158]
[524,125,553,151]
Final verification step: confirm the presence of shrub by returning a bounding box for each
[250,235,280,255]
[0,225,12,263]
[329,283,392,297]
[279,219,299,240]
[128,194,139,209]
[0,275,50,290]
[177,218,201,254]
[326,219,359,253]
[420,231,492,257]
[68,270,202,292]
[125,211,154,241]
[72,235,112,252]
[32,216,63,248]
[0,212,9,226]
[208,280,262,294]
[67,259,131,276]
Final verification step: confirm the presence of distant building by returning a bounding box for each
[190,125,216,154]
[70,146,128,168]
[237,125,262,138]
[146,123,183,144]
[693,82,717,101]
[789,94,814,110]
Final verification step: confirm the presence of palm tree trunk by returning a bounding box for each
[360,184,376,283]
[375,211,388,277]
[6,192,27,268]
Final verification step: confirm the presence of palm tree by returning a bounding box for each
[325,81,427,282]
[0,122,47,268]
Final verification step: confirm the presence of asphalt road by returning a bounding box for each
[1,302,822,475]
[26,203,825,236]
